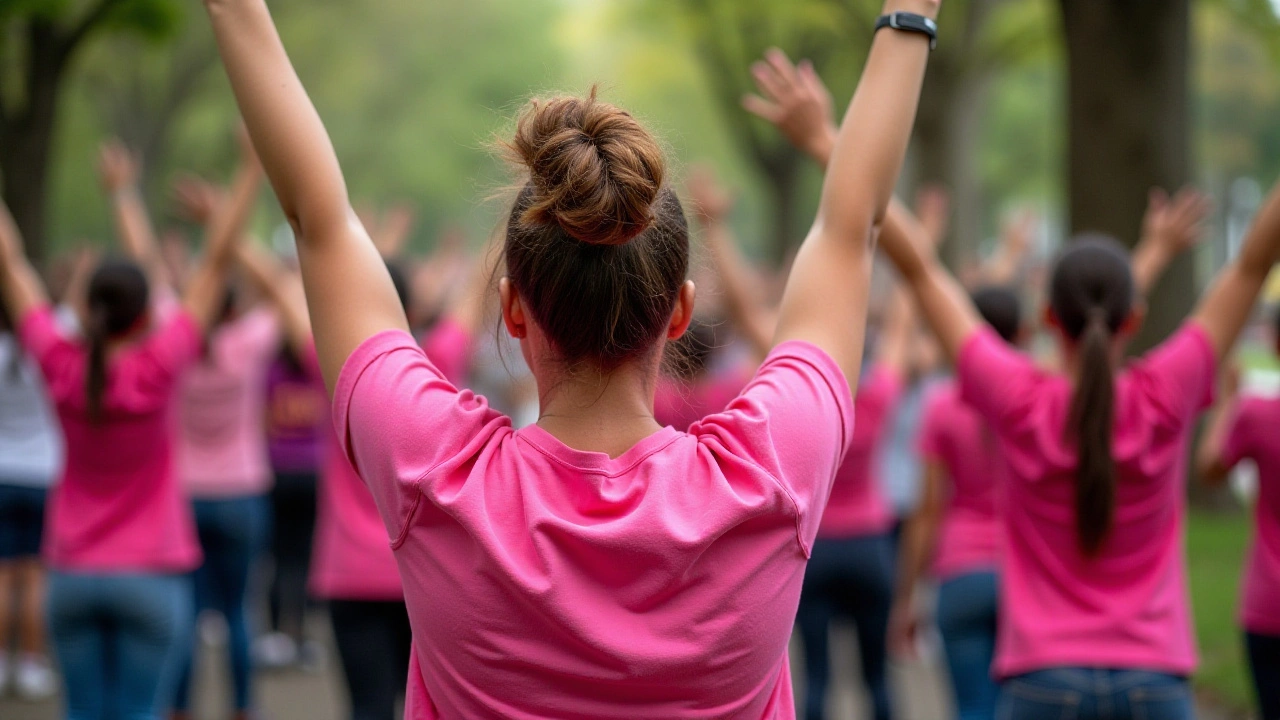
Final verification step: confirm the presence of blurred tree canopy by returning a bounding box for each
[2,0,1279,288]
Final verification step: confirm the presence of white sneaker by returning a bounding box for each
[14,655,57,700]
[253,632,298,670]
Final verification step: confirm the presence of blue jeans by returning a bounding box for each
[796,533,895,720]
[997,668,1192,720]
[1246,631,1280,720]
[174,495,270,711]
[47,571,193,720]
[937,571,999,720]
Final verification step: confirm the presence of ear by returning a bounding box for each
[1121,301,1147,337]
[499,278,526,339]
[666,280,697,340]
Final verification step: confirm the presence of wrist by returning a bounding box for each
[882,0,940,19]
[805,126,839,167]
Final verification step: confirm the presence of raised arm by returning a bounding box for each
[743,50,839,170]
[203,0,408,392]
[688,167,774,361]
[0,202,51,323]
[879,199,983,362]
[98,141,171,293]
[1195,364,1240,485]
[771,0,939,382]
[234,242,312,356]
[182,143,262,331]
[1192,177,1280,362]
[1131,187,1211,299]
[981,210,1034,287]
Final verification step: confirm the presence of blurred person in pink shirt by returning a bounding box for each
[876,168,1280,718]
[1198,309,1280,720]
[0,139,260,720]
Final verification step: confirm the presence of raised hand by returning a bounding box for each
[97,140,140,194]
[914,185,951,248]
[1132,186,1212,297]
[1142,187,1212,257]
[743,49,838,167]
[173,176,227,226]
[686,166,733,228]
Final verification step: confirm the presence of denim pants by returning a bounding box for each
[1246,631,1280,720]
[47,571,193,720]
[937,571,1000,720]
[997,668,1193,720]
[796,533,895,720]
[174,494,270,711]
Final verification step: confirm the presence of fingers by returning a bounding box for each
[764,47,800,90]
[741,94,782,124]
[750,60,789,105]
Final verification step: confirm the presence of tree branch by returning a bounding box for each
[57,0,127,66]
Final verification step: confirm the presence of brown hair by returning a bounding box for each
[85,258,149,422]
[1049,235,1133,557]
[504,88,689,370]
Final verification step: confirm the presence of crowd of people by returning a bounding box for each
[0,0,1278,718]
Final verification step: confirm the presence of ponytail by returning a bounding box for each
[1068,306,1115,556]
[85,305,109,423]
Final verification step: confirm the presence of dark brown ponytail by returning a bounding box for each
[1049,236,1133,557]
[1068,306,1116,555]
[85,306,109,422]
[83,258,150,424]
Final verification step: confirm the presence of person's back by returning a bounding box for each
[958,321,1213,676]
[204,0,938,712]
[918,380,1004,579]
[336,330,850,717]
[22,299,202,570]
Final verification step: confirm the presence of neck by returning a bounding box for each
[1059,338,1127,381]
[535,357,663,459]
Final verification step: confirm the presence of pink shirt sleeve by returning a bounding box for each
[693,341,855,554]
[956,328,1042,433]
[1222,397,1264,469]
[333,330,507,546]
[133,311,203,388]
[1125,323,1216,423]
[18,305,75,377]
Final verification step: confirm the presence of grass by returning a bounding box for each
[1188,509,1254,714]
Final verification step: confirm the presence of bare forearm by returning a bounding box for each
[705,221,773,358]
[204,0,350,241]
[817,0,937,240]
[1130,240,1171,299]
[109,187,169,289]
[1196,398,1237,485]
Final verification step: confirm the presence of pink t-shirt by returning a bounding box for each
[817,364,900,538]
[917,380,1004,579]
[1221,395,1280,636]
[654,365,752,432]
[334,331,853,719]
[310,319,472,600]
[957,324,1214,678]
[178,308,279,498]
[20,305,203,573]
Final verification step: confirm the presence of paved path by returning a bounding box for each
[0,619,1240,719]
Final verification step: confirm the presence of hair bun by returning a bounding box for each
[510,88,665,246]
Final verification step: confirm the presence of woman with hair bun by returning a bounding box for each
[203,0,940,715]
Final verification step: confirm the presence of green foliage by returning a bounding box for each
[1187,509,1253,712]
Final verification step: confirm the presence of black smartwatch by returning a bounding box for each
[874,12,938,50]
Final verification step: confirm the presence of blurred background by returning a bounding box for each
[5,0,1280,718]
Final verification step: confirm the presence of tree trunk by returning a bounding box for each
[0,23,67,262]
[1060,0,1191,352]
[912,55,990,270]
[761,149,803,265]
